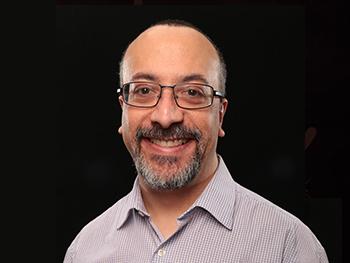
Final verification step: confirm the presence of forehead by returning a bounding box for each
[122,25,219,84]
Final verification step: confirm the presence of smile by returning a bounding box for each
[141,137,196,155]
[149,138,189,147]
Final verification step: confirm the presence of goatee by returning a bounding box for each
[132,123,203,190]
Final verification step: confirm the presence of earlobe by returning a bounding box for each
[218,127,225,137]
[118,126,123,135]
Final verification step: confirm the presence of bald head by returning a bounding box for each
[119,20,226,94]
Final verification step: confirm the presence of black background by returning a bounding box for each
[56,4,344,263]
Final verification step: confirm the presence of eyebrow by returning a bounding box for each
[130,72,209,84]
[181,74,209,84]
[131,72,158,82]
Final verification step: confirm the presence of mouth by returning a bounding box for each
[149,138,190,147]
[135,124,201,155]
[140,136,195,155]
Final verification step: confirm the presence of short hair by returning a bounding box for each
[119,19,227,95]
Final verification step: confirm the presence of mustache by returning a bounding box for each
[136,123,202,142]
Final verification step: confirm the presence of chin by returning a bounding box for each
[135,151,201,190]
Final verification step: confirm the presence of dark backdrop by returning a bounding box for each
[56,5,341,263]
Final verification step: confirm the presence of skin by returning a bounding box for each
[118,25,228,239]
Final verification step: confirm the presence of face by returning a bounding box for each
[119,25,228,190]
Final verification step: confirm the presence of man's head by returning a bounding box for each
[118,20,228,191]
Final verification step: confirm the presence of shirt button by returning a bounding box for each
[157,248,166,257]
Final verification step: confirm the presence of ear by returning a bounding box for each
[218,99,228,137]
[118,95,124,109]
[118,95,124,135]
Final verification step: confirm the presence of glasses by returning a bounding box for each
[117,81,225,110]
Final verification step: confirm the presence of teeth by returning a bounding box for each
[150,139,189,147]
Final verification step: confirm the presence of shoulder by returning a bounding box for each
[63,194,131,262]
[234,182,314,235]
[233,183,328,262]
[234,182,303,226]
[80,193,130,236]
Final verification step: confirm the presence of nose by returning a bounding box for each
[150,87,184,129]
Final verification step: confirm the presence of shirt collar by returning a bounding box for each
[116,177,149,230]
[179,156,236,230]
[116,155,236,230]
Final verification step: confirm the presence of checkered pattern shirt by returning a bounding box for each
[64,156,328,263]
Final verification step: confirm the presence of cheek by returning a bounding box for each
[121,112,137,149]
[121,110,149,148]
[191,111,220,141]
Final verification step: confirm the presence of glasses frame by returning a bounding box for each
[117,81,225,110]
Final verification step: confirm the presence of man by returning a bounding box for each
[64,20,328,262]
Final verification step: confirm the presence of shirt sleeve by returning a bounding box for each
[282,221,329,263]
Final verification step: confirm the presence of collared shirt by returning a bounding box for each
[64,156,328,263]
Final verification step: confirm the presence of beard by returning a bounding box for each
[132,123,203,191]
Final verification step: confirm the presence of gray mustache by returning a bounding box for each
[136,124,202,142]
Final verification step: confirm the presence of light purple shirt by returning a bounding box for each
[64,156,328,262]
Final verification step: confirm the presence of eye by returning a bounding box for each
[184,87,206,97]
[138,87,150,94]
[134,86,152,95]
[187,89,199,96]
